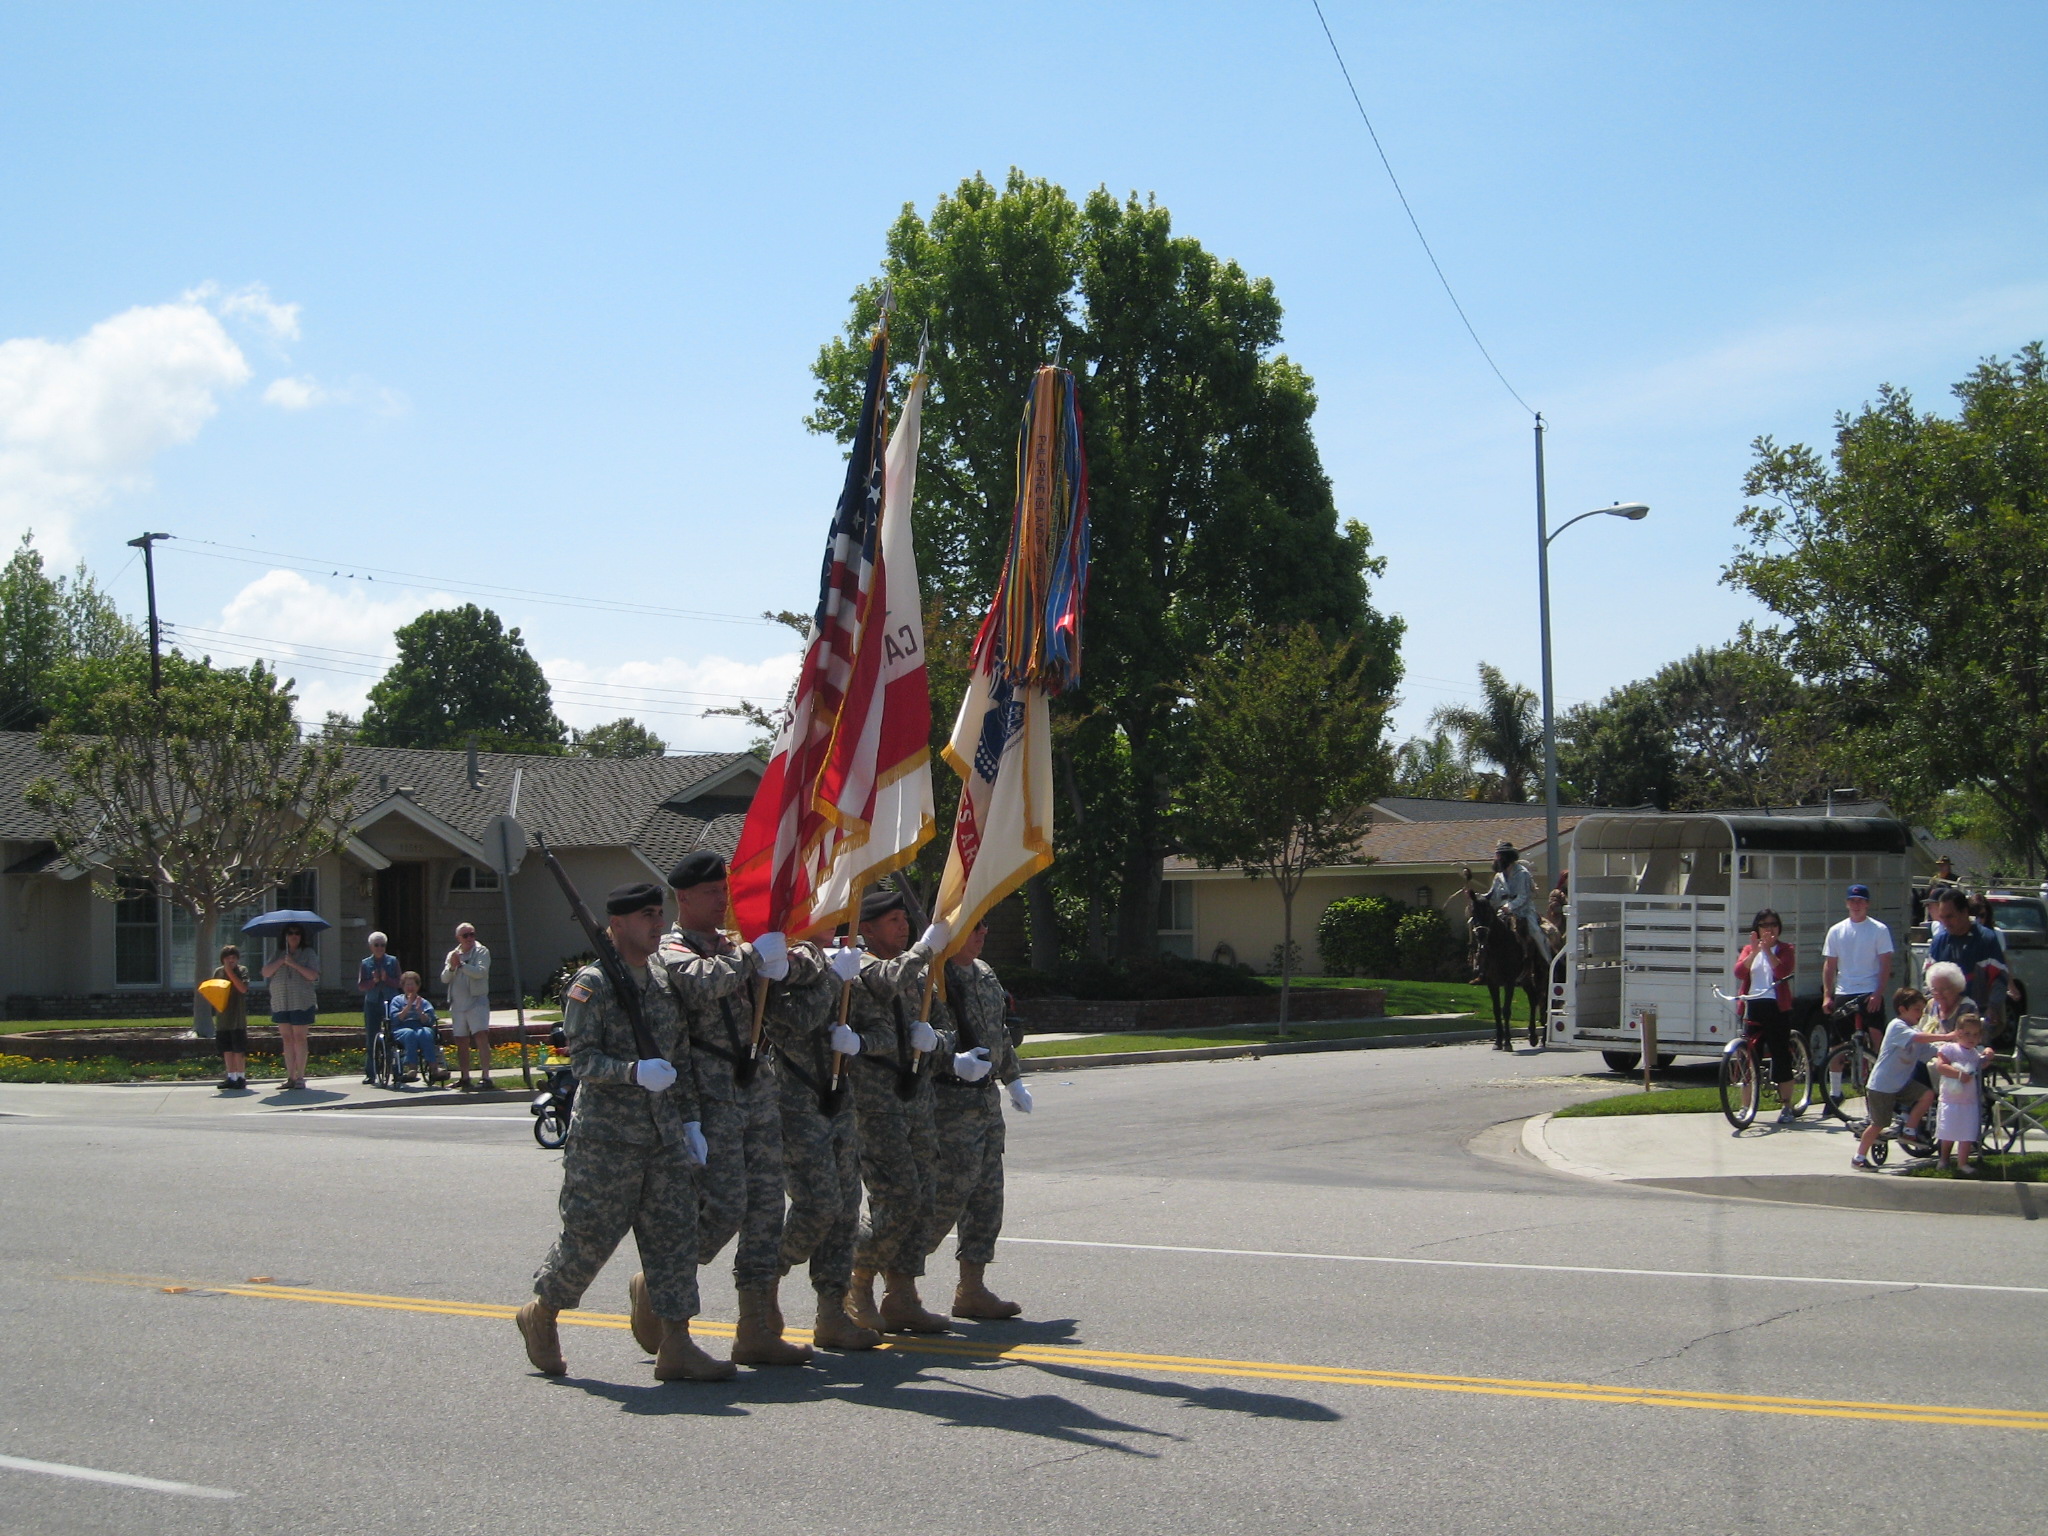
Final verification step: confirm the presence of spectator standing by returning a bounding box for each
[1821,884,1894,1044]
[214,944,251,1091]
[388,971,449,1083]
[1732,909,1802,1125]
[1933,1013,1993,1173]
[442,922,495,1091]
[357,932,402,1085]
[1926,890,2011,1039]
[262,924,321,1091]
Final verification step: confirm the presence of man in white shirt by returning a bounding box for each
[442,922,495,1091]
[1821,884,1894,1041]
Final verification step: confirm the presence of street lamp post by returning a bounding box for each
[125,532,171,695]
[1532,415,1647,889]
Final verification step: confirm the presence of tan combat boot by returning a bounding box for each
[653,1320,738,1382]
[812,1288,882,1351]
[626,1271,665,1355]
[515,1299,566,1375]
[879,1270,953,1334]
[952,1260,1022,1320]
[845,1266,883,1330]
[732,1284,814,1366]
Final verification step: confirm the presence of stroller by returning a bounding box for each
[530,1023,575,1149]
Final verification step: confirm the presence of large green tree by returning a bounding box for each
[360,604,566,753]
[0,533,139,731]
[1726,345,2048,856]
[572,717,667,759]
[811,170,1402,960]
[1177,626,1394,1026]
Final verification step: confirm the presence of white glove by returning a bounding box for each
[634,1057,677,1093]
[1008,1080,1034,1113]
[919,919,951,952]
[682,1121,707,1167]
[829,1024,862,1056]
[751,932,788,970]
[952,1047,993,1082]
[757,952,790,982]
[910,1020,938,1053]
[828,945,864,982]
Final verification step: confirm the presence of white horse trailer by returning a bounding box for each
[1552,814,1914,1066]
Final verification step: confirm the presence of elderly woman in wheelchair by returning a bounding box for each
[386,971,451,1085]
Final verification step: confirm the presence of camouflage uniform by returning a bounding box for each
[762,948,862,1295]
[927,958,1020,1264]
[532,960,703,1321]
[657,926,783,1291]
[847,941,945,1278]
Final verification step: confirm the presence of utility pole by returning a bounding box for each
[126,532,171,694]
[1533,417,1559,890]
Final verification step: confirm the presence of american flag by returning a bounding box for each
[728,319,893,940]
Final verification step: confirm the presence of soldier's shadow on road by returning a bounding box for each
[558,1336,1341,1457]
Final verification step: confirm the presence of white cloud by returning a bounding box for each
[189,280,302,343]
[544,651,802,753]
[263,375,327,411]
[0,297,254,555]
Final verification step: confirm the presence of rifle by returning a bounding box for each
[536,834,659,1062]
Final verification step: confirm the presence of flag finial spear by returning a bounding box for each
[915,320,930,379]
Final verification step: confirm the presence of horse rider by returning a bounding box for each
[1487,840,1550,969]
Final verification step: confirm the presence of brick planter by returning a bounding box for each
[0,1023,554,1063]
[1014,988,1384,1033]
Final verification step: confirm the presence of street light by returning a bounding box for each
[1533,413,1648,890]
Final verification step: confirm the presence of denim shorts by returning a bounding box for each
[271,1007,317,1026]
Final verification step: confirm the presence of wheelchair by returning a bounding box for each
[373,1012,450,1090]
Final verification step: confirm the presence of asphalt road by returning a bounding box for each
[2,1042,2043,1535]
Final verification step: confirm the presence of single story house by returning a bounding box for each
[0,732,761,1017]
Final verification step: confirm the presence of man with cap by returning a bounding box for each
[844,886,954,1335]
[925,916,1031,1320]
[519,882,730,1383]
[760,937,882,1351]
[1486,840,1549,968]
[650,851,811,1368]
[1822,884,1895,1047]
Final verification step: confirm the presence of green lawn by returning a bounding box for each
[1553,1082,1858,1119]
[1282,976,1491,1017]
[1906,1152,2048,1182]
[1018,1017,1479,1060]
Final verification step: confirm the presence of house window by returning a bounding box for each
[1157,880,1195,960]
[448,864,501,894]
[114,880,160,987]
[274,870,318,911]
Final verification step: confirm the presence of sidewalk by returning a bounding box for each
[1522,1109,2044,1219]
[0,1073,534,1120]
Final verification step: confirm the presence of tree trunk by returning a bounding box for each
[190,903,218,1041]
[1026,874,1061,971]
[1278,885,1294,1037]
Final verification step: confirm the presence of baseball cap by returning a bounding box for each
[1845,883,1871,899]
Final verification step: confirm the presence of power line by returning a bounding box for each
[1308,0,1535,417]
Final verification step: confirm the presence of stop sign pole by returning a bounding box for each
[484,790,533,1088]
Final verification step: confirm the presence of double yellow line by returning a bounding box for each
[93,1275,2048,1433]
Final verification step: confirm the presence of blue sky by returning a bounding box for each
[3,2,2043,750]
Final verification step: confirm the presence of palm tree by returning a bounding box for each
[1428,663,1541,803]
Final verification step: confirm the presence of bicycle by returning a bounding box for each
[1814,995,1883,1122]
[1712,988,1813,1130]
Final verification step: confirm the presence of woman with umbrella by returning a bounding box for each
[253,911,325,1090]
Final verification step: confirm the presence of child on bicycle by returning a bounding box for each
[1853,986,1976,1169]
[1933,1012,1994,1174]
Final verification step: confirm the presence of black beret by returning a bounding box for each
[667,851,728,890]
[606,881,667,915]
[860,888,908,921]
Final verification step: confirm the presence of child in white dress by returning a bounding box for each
[1932,1013,1992,1173]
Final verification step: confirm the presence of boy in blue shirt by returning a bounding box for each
[1853,987,1969,1169]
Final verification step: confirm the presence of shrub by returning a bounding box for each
[1316,896,1407,976]
[1394,909,1465,982]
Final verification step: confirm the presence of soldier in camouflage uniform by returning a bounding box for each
[518,882,734,1383]
[845,887,954,1335]
[762,941,881,1350]
[653,851,811,1368]
[927,918,1032,1319]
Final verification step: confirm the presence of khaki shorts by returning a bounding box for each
[1866,1089,1903,1129]
[446,1000,493,1038]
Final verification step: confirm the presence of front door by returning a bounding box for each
[375,863,430,981]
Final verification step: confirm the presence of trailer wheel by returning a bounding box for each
[1600,1051,1640,1073]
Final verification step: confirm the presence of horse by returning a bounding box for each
[1465,887,1545,1051]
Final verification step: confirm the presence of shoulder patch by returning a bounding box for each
[565,980,593,1004]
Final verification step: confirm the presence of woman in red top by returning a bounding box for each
[1733,908,1801,1124]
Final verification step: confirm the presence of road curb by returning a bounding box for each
[1018,1029,1492,1073]
[1518,1111,2042,1218]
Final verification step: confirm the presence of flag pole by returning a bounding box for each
[831,882,866,1090]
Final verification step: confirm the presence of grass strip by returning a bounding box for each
[1018,1018,1473,1060]
[1282,977,1493,1017]
[1553,1083,1864,1119]
[1905,1152,2048,1183]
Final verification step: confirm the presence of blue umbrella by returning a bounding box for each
[241,909,332,938]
